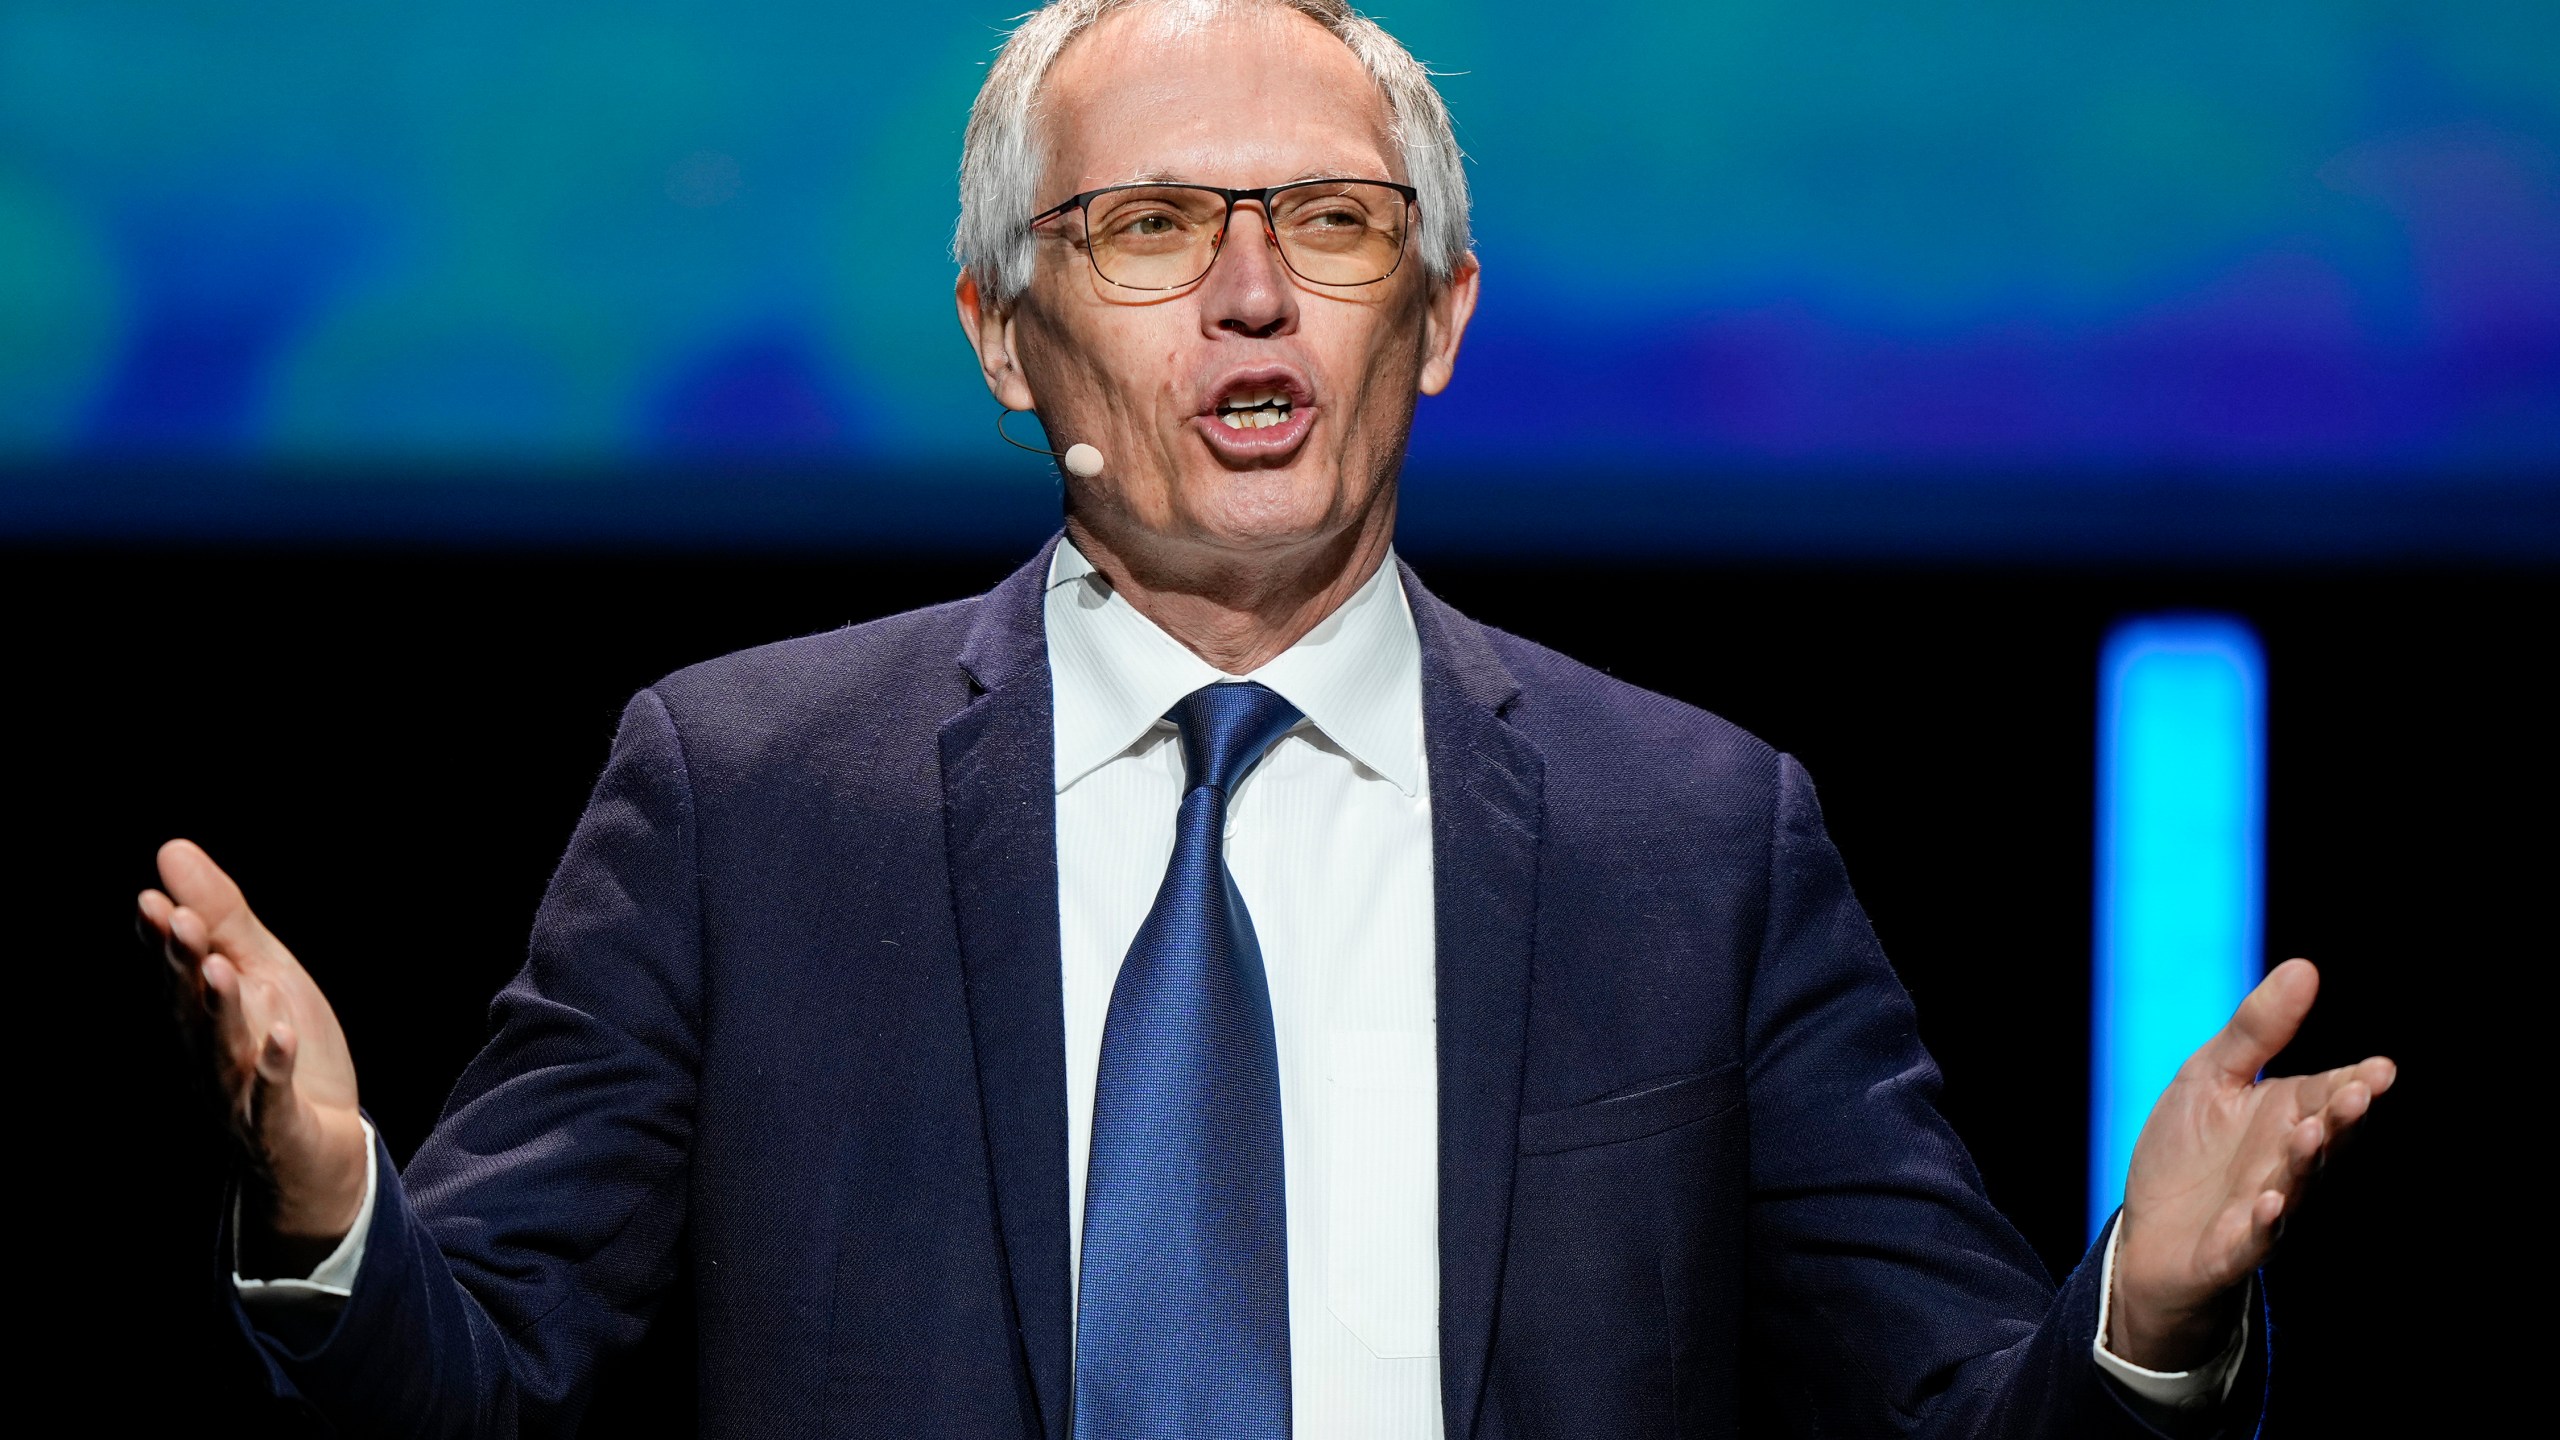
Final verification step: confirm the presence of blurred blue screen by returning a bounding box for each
[4,2,2555,552]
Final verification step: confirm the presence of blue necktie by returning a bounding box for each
[1075,681,1303,1440]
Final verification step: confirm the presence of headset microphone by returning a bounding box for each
[995,407,1105,479]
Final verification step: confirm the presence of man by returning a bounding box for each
[145,2,2394,1436]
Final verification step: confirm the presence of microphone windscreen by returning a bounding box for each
[1063,443,1105,479]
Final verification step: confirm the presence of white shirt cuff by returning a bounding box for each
[233,1117,378,1306]
[2091,1221,2249,1411]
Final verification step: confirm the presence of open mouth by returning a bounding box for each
[1214,388,1295,430]
[1195,368,1315,461]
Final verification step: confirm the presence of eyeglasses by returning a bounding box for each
[1028,179,1418,291]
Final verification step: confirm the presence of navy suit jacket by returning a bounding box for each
[229,539,2265,1439]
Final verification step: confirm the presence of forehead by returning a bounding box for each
[1039,4,1401,197]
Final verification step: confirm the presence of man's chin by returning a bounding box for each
[1162,485,1390,563]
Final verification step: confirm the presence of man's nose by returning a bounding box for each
[1200,206,1296,340]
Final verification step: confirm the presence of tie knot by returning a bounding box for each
[1168,682,1304,796]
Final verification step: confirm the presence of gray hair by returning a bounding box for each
[954,0,1470,302]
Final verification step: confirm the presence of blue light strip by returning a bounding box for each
[2091,617,2266,1239]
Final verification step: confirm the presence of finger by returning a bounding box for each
[199,951,240,1028]
[137,888,174,939]
[139,891,197,984]
[2287,1058,2364,1116]
[2253,1188,2285,1235]
[168,905,214,964]
[2240,1114,2319,1210]
[200,953,265,1093]
[2286,1114,2326,1177]
[2210,1187,2289,1282]
[2244,1186,2287,1266]
[166,923,214,1007]
[2286,1051,2396,1125]
[2197,958,2319,1083]
[2314,1078,2384,1157]
[252,1020,300,1137]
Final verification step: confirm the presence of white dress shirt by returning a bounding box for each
[244,537,2239,1431]
[1048,539,1443,1438]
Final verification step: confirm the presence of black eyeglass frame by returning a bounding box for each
[1026,178,1421,291]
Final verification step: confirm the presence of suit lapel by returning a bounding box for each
[1403,563,1544,1440]
[935,547,1539,1440]
[941,539,1073,1440]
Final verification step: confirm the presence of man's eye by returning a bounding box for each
[1281,204,1371,236]
[1105,210,1191,241]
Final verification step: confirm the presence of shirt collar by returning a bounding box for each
[1045,538,1423,797]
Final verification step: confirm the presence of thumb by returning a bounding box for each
[159,839,282,961]
[2197,958,2317,1084]
[160,839,250,927]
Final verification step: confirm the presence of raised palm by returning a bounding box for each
[141,839,369,1248]
[2111,958,2394,1367]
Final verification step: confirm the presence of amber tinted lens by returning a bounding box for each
[1269,181,1409,285]
[1084,185,1230,289]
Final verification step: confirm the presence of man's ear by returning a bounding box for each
[1417,254,1481,397]
[956,269,1038,411]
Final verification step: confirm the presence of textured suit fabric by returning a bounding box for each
[223,536,2268,1439]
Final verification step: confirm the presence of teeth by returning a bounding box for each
[1213,388,1297,431]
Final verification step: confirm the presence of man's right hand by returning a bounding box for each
[141,839,368,1273]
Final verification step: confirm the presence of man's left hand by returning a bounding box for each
[2112,958,2395,1370]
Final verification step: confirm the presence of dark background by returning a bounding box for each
[23,544,2544,1435]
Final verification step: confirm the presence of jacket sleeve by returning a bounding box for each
[1740,754,2266,1439]
[228,687,704,1439]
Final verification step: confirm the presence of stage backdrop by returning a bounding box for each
[4,1,2555,555]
